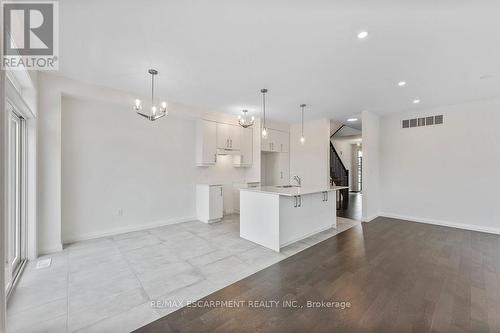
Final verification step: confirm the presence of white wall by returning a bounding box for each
[61,96,197,242]
[290,118,330,186]
[362,111,380,222]
[379,98,500,233]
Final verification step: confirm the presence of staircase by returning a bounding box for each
[330,126,349,209]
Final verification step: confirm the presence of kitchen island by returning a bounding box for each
[240,185,348,252]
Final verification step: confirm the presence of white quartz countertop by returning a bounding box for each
[240,185,348,197]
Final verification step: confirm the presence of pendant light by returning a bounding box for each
[238,109,255,128]
[260,88,268,138]
[300,104,306,144]
[134,69,168,121]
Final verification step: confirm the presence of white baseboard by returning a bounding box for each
[379,212,500,235]
[62,216,197,244]
[38,243,63,255]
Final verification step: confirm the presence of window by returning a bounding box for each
[5,103,26,295]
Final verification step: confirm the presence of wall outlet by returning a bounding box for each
[117,208,124,217]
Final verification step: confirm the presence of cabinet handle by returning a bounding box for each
[280,171,283,179]
[298,195,302,207]
[226,139,229,148]
[230,139,232,148]
[294,196,297,208]
[325,192,328,201]
[214,154,217,163]
[220,187,223,196]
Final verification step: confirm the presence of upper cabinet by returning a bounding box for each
[196,120,217,166]
[233,128,253,167]
[216,123,240,151]
[261,129,289,153]
[197,119,253,167]
[276,130,289,153]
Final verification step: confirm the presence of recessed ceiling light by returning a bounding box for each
[398,81,407,87]
[357,31,368,39]
[347,118,358,122]
[413,99,421,104]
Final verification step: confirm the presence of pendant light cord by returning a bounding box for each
[151,73,155,106]
[301,106,304,136]
[262,91,266,128]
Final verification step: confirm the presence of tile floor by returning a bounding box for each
[7,215,360,333]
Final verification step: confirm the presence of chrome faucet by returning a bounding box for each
[292,175,302,187]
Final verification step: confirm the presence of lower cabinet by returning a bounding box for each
[196,184,223,223]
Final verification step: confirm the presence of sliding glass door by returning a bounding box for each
[5,104,25,294]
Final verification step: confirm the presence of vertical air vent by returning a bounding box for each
[402,115,443,129]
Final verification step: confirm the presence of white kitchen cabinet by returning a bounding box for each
[261,128,277,152]
[217,123,240,150]
[196,184,223,223]
[261,129,288,153]
[196,120,217,166]
[275,130,289,153]
[233,127,253,167]
[261,152,289,186]
[272,152,290,185]
[230,125,241,150]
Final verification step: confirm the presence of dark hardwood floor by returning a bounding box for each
[136,217,500,332]
[337,192,362,221]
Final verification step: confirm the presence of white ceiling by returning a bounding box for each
[58,0,500,124]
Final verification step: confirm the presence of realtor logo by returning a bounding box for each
[2,1,59,70]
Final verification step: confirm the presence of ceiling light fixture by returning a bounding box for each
[238,109,255,128]
[347,118,358,122]
[134,69,168,121]
[300,104,306,144]
[413,99,421,104]
[398,81,407,87]
[260,88,268,138]
[357,31,368,39]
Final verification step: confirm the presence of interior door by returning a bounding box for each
[6,105,24,292]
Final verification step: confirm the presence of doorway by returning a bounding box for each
[330,122,362,221]
[5,103,27,296]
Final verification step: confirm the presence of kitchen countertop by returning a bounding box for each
[240,185,348,197]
